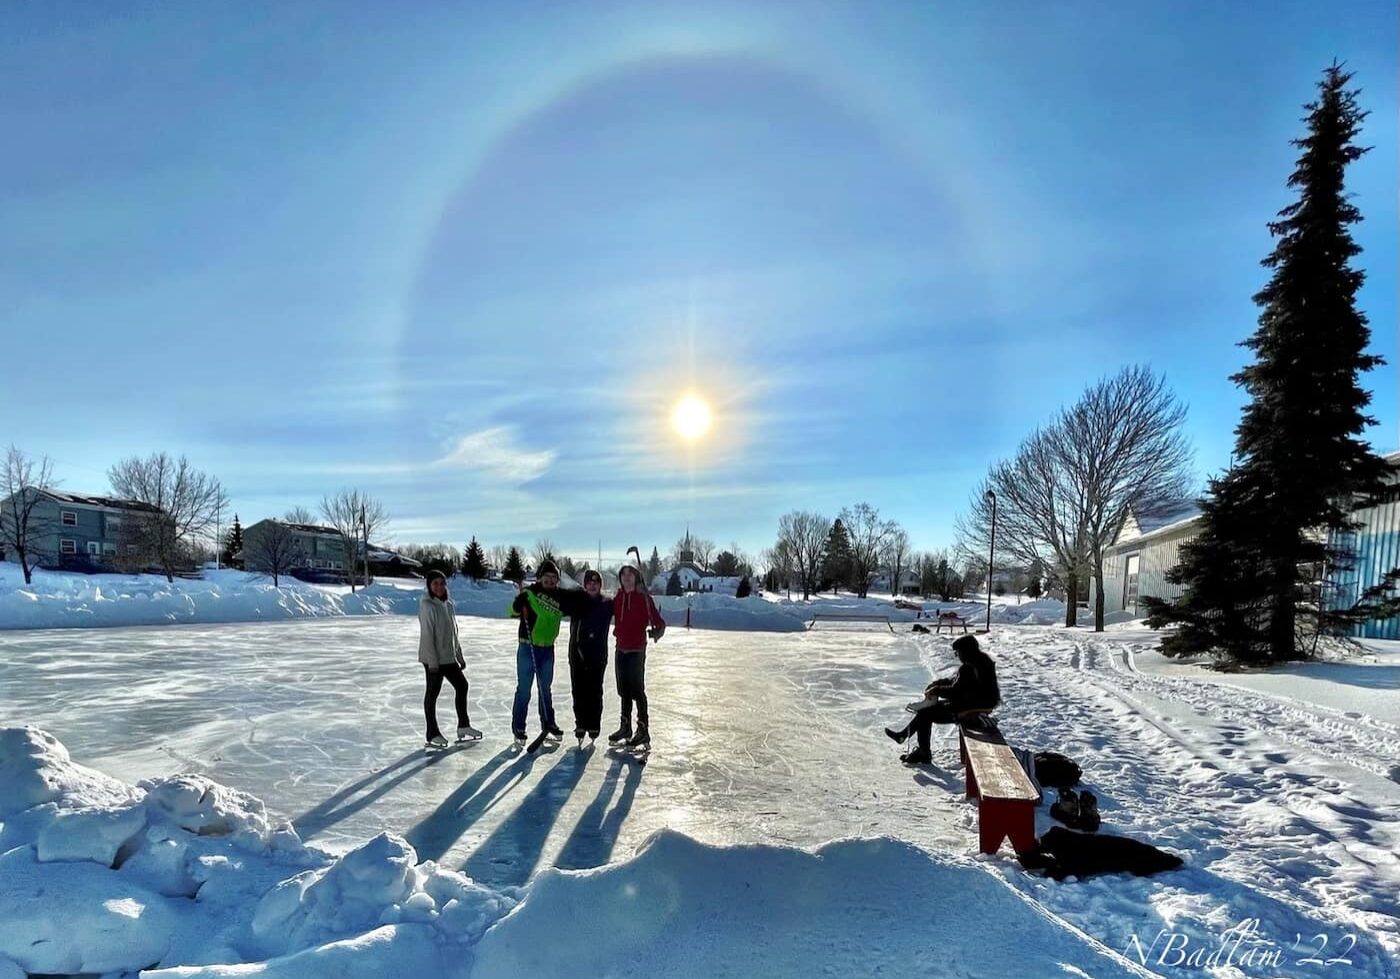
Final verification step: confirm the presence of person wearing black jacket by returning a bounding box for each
[568,569,614,743]
[884,634,1000,764]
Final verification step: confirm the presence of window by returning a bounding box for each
[61,539,78,554]
[61,510,78,526]
[103,543,117,555]
[126,544,139,556]
[87,541,100,555]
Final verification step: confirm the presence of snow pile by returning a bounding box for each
[0,564,518,631]
[0,726,512,976]
[472,830,1145,978]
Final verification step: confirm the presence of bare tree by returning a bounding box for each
[319,489,388,591]
[487,544,511,574]
[1058,366,1194,631]
[775,510,830,600]
[761,540,796,599]
[0,446,58,584]
[532,538,557,570]
[840,503,891,598]
[881,524,912,597]
[955,431,1091,627]
[248,519,304,588]
[108,453,228,583]
[284,505,315,526]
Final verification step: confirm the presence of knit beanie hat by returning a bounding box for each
[952,634,981,656]
[537,559,560,579]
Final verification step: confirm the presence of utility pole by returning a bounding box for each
[985,489,997,633]
[360,500,369,588]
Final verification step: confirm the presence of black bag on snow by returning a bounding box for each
[1033,751,1082,788]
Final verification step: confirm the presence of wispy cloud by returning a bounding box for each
[432,426,555,483]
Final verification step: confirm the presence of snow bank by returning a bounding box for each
[0,727,1156,979]
[0,726,509,976]
[473,830,1145,978]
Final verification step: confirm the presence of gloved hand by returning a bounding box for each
[648,623,666,642]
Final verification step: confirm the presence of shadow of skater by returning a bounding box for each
[294,746,477,841]
[403,746,533,863]
[552,753,644,872]
[460,747,595,887]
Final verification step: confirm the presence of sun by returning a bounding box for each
[672,394,713,442]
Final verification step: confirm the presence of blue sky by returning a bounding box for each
[3,1,1396,565]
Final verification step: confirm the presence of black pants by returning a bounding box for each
[905,701,958,750]
[424,663,470,739]
[615,648,648,729]
[570,653,607,735]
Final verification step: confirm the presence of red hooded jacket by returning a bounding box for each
[612,587,665,650]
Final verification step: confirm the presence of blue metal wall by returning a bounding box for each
[1332,480,1400,640]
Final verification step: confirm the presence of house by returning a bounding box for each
[1095,502,1202,618]
[0,488,163,572]
[241,520,421,581]
[651,561,706,593]
[869,568,921,596]
[1097,453,1400,638]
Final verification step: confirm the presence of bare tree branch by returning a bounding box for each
[0,446,59,584]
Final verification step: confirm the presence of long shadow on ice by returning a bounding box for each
[552,753,644,872]
[460,747,596,887]
[293,746,481,841]
[403,746,530,863]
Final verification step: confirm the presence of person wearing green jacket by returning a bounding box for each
[509,559,588,745]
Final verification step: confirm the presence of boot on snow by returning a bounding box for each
[900,746,932,765]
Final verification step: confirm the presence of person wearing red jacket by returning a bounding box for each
[607,559,666,749]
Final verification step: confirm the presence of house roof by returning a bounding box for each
[42,489,162,514]
[1132,500,1201,534]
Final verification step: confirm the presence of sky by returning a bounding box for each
[2,1,1396,567]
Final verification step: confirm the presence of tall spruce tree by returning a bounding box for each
[820,518,852,592]
[222,514,244,567]
[502,546,526,584]
[647,546,662,582]
[462,536,487,580]
[1145,65,1389,662]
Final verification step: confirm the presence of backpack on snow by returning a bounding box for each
[1033,751,1082,788]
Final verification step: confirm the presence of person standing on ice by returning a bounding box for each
[510,559,589,746]
[608,556,666,750]
[883,634,999,764]
[418,571,481,748]
[567,568,614,744]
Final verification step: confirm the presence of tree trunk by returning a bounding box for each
[1064,570,1078,627]
[1093,555,1106,632]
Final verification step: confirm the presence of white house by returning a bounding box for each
[1094,502,1201,618]
[869,568,921,596]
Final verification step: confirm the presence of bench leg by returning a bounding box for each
[978,799,1036,856]
[960,731,977,798]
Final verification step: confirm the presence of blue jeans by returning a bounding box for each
[512,643,556,735]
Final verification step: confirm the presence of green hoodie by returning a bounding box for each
[510,584,586,646]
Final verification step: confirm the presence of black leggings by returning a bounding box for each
[615,648,648,729]
[904,702,958,750]
[570,653,607,735]
[424,663,470,739]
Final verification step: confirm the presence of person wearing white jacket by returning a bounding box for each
[419,571,481,748]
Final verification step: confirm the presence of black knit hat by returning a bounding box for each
[537,559,560,579]
[952,634,981,656]
[583,569,603,585]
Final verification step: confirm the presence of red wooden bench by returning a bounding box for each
[958,714,1039,855]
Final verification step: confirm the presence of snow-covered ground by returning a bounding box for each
[0,562,1061,632]
[2,617,1397,976]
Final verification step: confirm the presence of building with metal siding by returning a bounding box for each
[1330,450,1400,640]
[1097,507,1202,618]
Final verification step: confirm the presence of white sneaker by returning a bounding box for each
[456,725,482,742]
[425,735,449,749]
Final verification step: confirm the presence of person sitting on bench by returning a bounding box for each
[884,634,1000,764]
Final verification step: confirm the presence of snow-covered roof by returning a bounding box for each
[40,489,161,513]
[1133,500,1201,534]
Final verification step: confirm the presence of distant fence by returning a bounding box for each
[806,613,895,634]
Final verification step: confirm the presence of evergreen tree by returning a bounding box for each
[735,575,752,598]
[462,536,487,580]
[1145,66,1390,662]
[666,570,683,596]
[502,546,526,584]
[820,518,851,592]
[1026,557,1045,600]
[647,546,662,582]
[221,514,244,568]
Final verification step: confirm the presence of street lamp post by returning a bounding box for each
[985,489,997,633]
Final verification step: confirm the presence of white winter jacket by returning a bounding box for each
[418,595,463,667]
